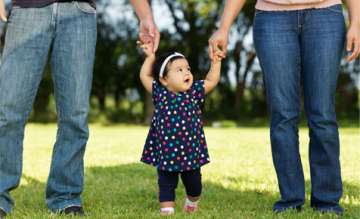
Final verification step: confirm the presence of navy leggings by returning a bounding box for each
[157,168,202,202]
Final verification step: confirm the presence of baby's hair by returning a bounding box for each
[152,52,186,81]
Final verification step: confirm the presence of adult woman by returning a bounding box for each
[209,0,359,215]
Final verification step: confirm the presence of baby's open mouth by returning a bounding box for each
[184,78,190,83]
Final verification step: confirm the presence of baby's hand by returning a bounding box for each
[211,50,223,63]
[137,41,155,58]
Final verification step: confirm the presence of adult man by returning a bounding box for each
[0,0,159,217]
[0,0,97,217]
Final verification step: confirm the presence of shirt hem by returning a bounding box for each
[255,0,341,11]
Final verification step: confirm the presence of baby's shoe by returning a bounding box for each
[183,198,199,213]
[160,207,175,216]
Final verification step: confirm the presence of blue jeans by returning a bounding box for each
[253,4,345,213]
[0,2,96,213]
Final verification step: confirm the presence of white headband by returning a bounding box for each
[159,52,185,78]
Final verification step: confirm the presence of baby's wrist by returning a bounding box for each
[211,59,221,65]
[145,54,156,61]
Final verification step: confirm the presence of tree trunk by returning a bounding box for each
[96,90,106,112]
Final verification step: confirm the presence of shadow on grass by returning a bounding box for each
[88,117,359,128]
[8,163,360,218]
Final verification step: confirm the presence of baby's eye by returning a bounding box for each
[187,67,191,71]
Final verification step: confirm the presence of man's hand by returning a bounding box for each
[0,0,7,22]
[139,18,160,53]
[130,0,160,53]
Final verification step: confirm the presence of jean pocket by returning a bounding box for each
[8,6,22,22]
[74,1,96,14]
[324,4,343,14]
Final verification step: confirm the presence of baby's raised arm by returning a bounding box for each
[204,55,222,94]
[139,43,155,93]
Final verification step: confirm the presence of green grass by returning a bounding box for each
[5,124,360,218]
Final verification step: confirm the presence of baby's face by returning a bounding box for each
[161,58,193,93]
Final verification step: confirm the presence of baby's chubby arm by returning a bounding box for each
[204,53,222,94]
[139,43,155,93]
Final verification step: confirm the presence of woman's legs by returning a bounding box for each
[254,10,305,212]
[301,5,345,214]
[254,5,345,214]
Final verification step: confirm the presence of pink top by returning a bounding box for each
[256,0,342,11]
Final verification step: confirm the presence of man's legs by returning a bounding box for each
[45,2,96,212]
[0,6,53,214]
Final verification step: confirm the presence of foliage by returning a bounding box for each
[0,0,358,123]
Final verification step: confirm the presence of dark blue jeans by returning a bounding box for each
[253,4,345,213]
[0,2,96,213]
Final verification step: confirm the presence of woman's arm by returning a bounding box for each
[344,0,360,61]
[218,0,247,34]
[206,0,246,93]
[204,57,222,94]
[208,0,246,59]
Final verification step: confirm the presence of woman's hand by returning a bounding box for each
[208,0,246,61]
[0,0,7,22]
[208,28,229,61]
[346,23,360,62]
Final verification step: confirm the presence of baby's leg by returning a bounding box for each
[180,168,202,213]
[157,169,179,215]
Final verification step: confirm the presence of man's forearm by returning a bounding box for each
[130,0,154,21]
[219,0,246,32]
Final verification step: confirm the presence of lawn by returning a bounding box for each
[4,124,360,218]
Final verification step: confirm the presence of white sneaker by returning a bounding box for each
[160,207,175,216]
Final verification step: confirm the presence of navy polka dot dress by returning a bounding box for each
[141,80,210,172]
